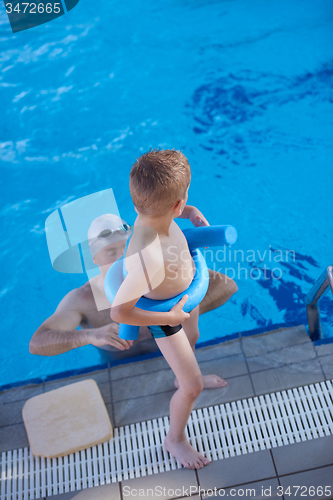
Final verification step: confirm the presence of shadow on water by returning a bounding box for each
[242,251,332,333]
[186,63,333,163]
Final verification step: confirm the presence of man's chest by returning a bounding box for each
[80,307,112,329]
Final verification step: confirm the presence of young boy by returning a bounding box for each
[111,148,227,469]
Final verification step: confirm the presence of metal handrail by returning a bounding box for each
[305,265,333,340]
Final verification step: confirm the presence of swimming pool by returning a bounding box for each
[1,0,332,388]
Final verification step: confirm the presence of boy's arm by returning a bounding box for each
[111,292,189,327]
[177,205,210,227]
[110,246,190,327]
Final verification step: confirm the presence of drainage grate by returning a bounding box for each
[1,380,333,500]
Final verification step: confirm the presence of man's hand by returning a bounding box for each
[167,295,190,326]
[88,323,133,350]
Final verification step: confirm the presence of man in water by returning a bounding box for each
[29,212,238,361]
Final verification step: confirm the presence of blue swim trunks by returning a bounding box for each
[147,323,183,339]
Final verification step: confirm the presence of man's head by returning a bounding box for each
[88,214,131,268]
[129,148,191,218]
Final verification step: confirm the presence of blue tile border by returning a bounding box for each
[239,321,305,338]
[0,362,106,392]
[0,376,44,392]
[314,337,333,346]
[195,331,240,348]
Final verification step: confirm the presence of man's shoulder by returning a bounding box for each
[73,282,95,304]
[58,282,94,311]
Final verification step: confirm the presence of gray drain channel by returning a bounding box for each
[1,380,333,499]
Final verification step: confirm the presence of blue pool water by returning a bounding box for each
[1,0,332,388]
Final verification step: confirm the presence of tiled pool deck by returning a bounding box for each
[1,324,333,499]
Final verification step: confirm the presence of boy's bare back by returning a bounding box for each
[126,220,195,301]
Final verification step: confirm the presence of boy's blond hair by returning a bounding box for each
[130,148,191,217]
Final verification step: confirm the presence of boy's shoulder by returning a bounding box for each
[125,225,164,274]
[127,225,158,255]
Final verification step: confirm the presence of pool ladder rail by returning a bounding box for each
[305,265,333,341]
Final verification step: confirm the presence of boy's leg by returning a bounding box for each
[178,305,227,389]
[155,330,210,469]
[181,305,200,350]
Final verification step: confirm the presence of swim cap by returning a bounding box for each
[88,214,131,258]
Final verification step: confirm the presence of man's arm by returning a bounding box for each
[29,289,131,356]
[199,269,238,315]
[178,207,239,313]
[29,290,87,356]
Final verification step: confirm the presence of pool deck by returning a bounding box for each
[1,324,333,499]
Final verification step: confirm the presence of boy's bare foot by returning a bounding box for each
[164,435,210,469]
[174,374,227,389]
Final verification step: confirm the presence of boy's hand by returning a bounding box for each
[189,207,210,227]
[168,295,190,326]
